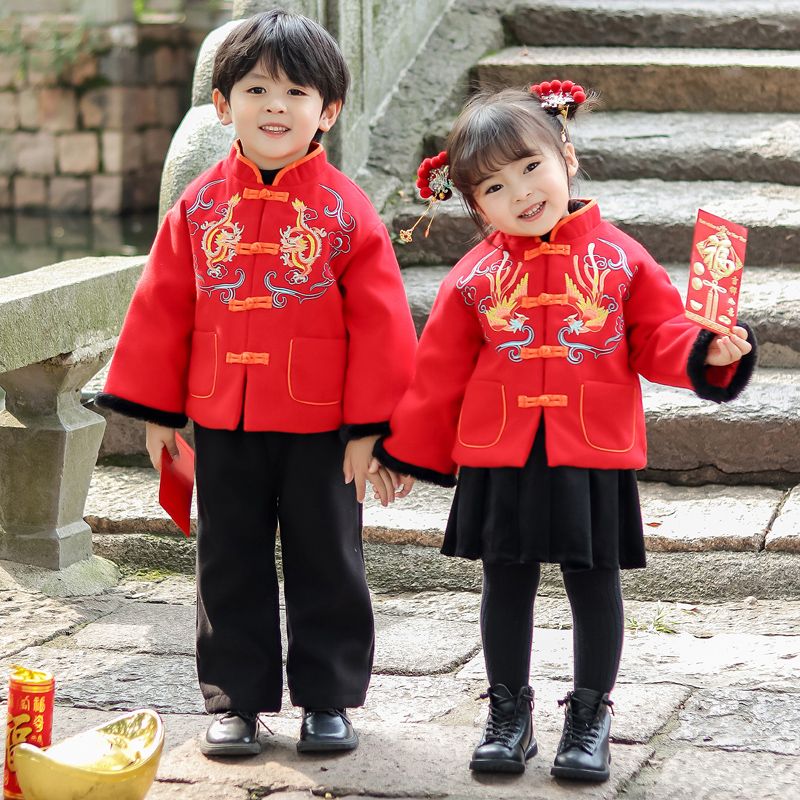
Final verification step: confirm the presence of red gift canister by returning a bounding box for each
[4,666,55,800]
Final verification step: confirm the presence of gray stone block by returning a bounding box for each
[504,1,800,51]
[426,111,800,185]
[475,46,800,112]
[672,688,800,755]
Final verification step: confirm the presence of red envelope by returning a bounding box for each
[685,209,748,335]
[159,433,195,537]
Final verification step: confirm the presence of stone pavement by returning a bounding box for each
[1,571,799,800]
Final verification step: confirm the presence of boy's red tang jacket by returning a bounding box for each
[99,142,417,434]
[378,201,755,486]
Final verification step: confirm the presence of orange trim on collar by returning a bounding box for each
[234,141,263,182]
[550,199,598,240]
[233,140,325,185]
[273,142,325,185]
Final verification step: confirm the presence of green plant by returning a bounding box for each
[626,605,678,634]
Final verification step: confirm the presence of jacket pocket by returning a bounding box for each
[579,380,637,452]
[457,380,507,448]
[288,337,347,406]
[188,330,217,399]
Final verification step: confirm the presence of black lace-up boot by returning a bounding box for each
[469,684,537,773]
[551,688,613,781]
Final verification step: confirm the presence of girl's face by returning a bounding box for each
[473,143,579,238]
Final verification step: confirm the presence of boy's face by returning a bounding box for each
[213,65,341,171]
[473,143,578,238]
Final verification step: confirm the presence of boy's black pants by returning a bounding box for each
[194,423,374,714]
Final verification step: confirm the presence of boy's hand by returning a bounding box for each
[343,435,396,506]
[704,325,752,366]
[373,467,416,500]
[145,422,178,472]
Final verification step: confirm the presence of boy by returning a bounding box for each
[96,10,417,756]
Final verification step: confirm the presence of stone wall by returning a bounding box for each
[0,15,203,214]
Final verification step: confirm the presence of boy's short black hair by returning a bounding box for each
[212,9,350,107]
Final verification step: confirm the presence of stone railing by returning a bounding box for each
[0,255,143,570]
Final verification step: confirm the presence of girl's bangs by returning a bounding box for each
[458,108,551,187]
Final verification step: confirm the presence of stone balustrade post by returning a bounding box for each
[0,342,112,570]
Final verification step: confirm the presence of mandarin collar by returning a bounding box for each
[226,140,328,187]
[490,199,602,252]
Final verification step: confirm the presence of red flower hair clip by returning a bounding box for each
[530,79,587,141]
[399,150,454,244]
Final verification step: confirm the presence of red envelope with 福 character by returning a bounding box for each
[684,209,748,336]
[159,433,195,537]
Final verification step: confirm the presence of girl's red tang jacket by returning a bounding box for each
[380,200,755,483]
[102,142,417,433]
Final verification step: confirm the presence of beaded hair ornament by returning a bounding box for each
[399,150,454,243]
[399,79,587,243]
[529,78,587,142]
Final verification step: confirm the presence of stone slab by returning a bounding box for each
[0,589,119,659]
[64,601,196,655]
[373,614,481,675]
[394,178,800,267]
[459,628,800,691]
[0,647,204,713]
[475,46,800,113]
[642,369,800,481]
[630,747,800,800]
[59,598,481,676]
[766,485,800,552]
[505,1,800,51]
[429,112,800,187]
[157,715,653,799]
[637,483,781,552]
[672,688,800,755]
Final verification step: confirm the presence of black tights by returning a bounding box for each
[480,562,624,694]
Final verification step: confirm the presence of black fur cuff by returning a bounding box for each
[339,421,391,443]
[687,321,757,403]
[94,393,188,428]
[373,438,457,488]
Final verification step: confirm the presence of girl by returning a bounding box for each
[375,81,755,782]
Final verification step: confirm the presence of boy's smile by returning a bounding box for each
[475,144,579,238]
[213,66,341,171]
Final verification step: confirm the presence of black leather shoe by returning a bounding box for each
[469,684,537,774]
[200,710,261,757]
[297,708,358,753]
[551,688,613,781]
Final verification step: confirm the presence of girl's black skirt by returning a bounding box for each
[442,424,646,571]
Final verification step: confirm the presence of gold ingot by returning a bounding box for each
[689,300,703,311]
[690,277,703,291]
[14,709,164,800]
[693,262,705,275]
[718,314,732,325]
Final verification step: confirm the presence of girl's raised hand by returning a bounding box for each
[704,325,752,366]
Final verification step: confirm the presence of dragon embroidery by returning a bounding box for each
[200,194,244,279]
[279,199,327,284]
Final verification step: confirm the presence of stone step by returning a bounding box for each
[425,112,800,186]
[473,47,800,112]
[393,178,800,267]
[504,0,800,51]
[88,362,800,485]
[84,466,800,601]
[402,264,800,369]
